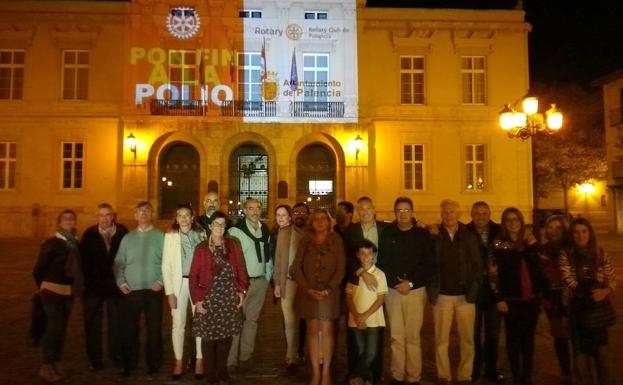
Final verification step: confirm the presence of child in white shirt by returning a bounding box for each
[346,239,389,385]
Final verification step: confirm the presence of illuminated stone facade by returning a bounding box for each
[0,1,534,236]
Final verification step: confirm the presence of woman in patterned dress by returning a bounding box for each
[291,209,345,385]
[189,211,249,385]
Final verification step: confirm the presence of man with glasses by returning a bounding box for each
[377,197,434,385]
[114,201,164,378]
[227,199,272,369]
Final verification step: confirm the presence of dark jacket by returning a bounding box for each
[428,223,483,304]
[79,223,128,297]
[466,220,501,305]
[33,237,76,287]
[377,223,434,289]
[343,220,388,284]
[195,212,216,235]
[488,240,544,302]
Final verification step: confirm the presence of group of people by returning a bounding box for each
[32,192,617,385]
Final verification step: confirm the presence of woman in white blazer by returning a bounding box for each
[162,204,207,380]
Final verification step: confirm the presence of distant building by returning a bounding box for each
[0,0,533,236]
[594,70,623,233]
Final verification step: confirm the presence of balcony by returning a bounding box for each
[291,101,345,118]
[220,100,277,117]
[150,99,207,116]
[610,108,623,126]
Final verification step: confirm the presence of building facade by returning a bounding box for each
[0,0,533,237]
[595,70,623,233]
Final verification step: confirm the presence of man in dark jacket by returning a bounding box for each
[343,196,388,382]
[195,191,220,233]
[428,200,482,385]
[377,197,434,385]
[79,203,128,370]
[466,201,504,383]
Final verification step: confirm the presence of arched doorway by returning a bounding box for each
[229,143,269,216]
[158,142,200,219]
[297,143,336,213]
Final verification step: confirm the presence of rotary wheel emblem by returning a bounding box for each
[286,24,303,41]
[167,7,201,39]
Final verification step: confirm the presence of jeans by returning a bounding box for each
[42,297,72,364]
[349,327,382,382]
[503,299,540,384]
[473,298,502,377]
[83,294,122,367]
[118,289,163,372]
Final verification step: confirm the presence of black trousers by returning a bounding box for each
[473,299,502,378]
[503,299,540,384]
[118,289,163,372]
[203,337,232,383]
[83,294,122,367]
[41,297,72,364]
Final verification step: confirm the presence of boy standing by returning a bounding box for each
[346,239,388,385]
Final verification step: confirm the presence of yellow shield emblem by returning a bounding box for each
[263,80,278,101]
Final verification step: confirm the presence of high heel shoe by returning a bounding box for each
[171,360,184,381]
[194,358,205,380]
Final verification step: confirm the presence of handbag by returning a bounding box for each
[583,296,617,330]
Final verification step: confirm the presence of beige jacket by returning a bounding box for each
[272,225,303,299]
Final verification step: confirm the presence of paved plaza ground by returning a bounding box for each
[1,236,621,385]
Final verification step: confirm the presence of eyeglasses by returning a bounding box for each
[395,209,412,213]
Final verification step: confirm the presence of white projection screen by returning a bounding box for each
[241,1,358,123]
[131,1,358,123]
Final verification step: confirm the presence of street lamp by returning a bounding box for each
[354,134,363,160]
[499,96,563,140]
[126,132,137,159]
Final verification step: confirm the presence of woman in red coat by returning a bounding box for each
[189,211,249,385]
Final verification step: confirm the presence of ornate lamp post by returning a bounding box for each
[499,96,563,140]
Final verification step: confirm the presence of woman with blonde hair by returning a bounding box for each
[291,209,345,385]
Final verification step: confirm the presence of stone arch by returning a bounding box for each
[147,132,207,219]
[289,133,346,206]
[219,132,278,216]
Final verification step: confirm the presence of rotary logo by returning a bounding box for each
[285,24,303,41]
[166,7,201,39]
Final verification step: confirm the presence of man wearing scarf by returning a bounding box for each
[226,198,272,369]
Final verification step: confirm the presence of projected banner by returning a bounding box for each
[130,1,358,123]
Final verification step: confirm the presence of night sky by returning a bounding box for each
[366,0,623,87]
